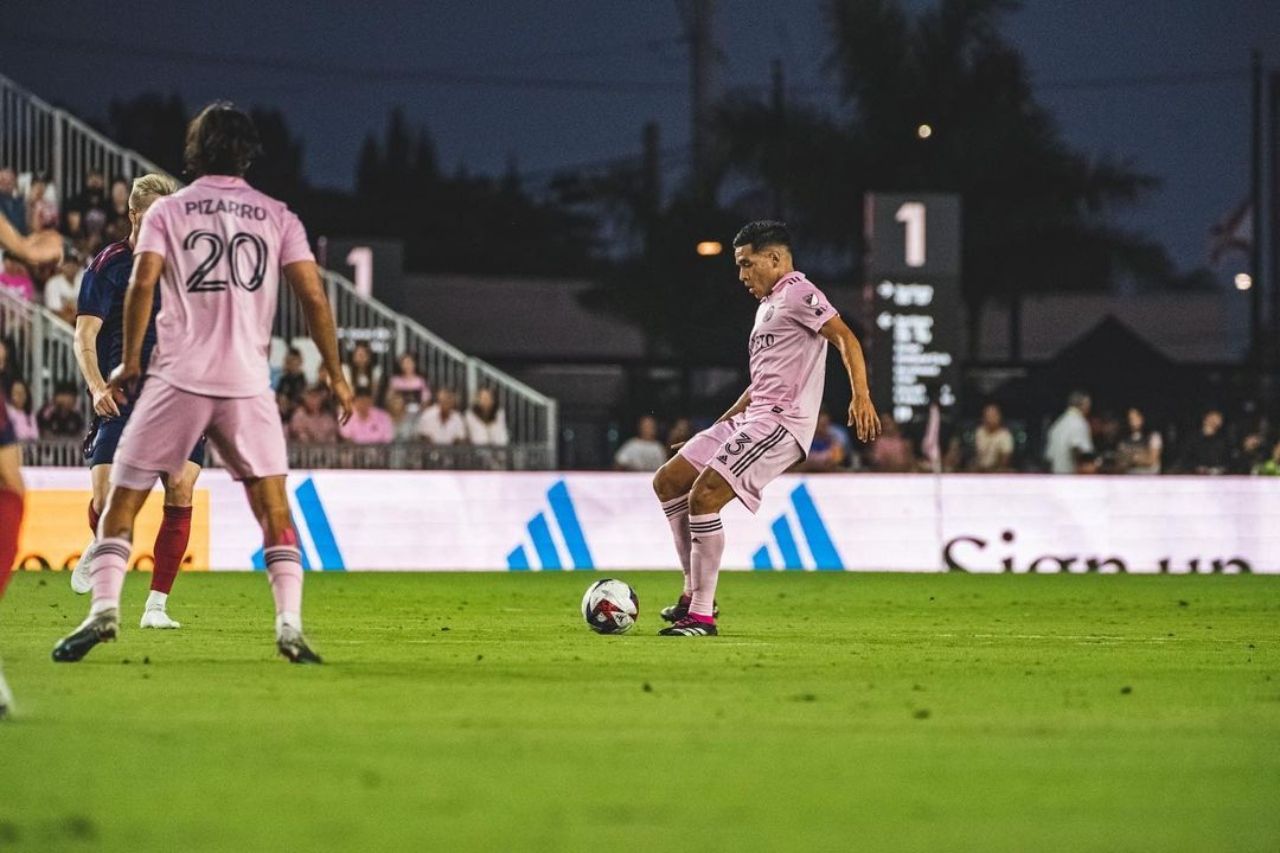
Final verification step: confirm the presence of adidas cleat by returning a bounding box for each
[660,597,719,623]
[276,627,323,664]
[0,663,14,720]
[659,617,719,637]
[70,538,95,595]
[139,608,181,630]
[52,609,119,662]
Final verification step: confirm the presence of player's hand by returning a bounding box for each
[91,385,121,418]
[849,391,881,443]
[669,441,686,452]
[331,379,355,425]
[107,361,142,399]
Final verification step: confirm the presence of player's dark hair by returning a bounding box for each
[732,220,792,252]
[184,101,263,178]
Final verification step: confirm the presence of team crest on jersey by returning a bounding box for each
[804,293,820,307]
[763,305,776,323]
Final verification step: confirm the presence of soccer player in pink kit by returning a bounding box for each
[53,103,353,664]
[652,221,881,636]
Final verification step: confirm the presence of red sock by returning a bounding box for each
[151,505,193,595]
[88,498,101,536]
[0,489,24,599]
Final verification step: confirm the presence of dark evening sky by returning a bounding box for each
[3,0,1276,276]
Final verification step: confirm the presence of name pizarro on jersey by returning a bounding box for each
[183,199,268,220]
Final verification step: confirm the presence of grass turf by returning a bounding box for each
[0,570,1277,852]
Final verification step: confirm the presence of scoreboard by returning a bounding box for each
[862,193,962,424]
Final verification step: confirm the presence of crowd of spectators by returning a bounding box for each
[275,344,509,449]
[613,391,1280,477]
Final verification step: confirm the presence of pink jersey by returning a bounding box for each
[745,271,837,451]
[134,175,314,397]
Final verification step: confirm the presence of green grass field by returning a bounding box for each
[1,570,1277,852]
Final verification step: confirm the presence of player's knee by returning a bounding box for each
[688,477,729,516]
[652,465,675,501]
[163,481,195,507]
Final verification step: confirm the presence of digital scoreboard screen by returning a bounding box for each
[863,193,962,424]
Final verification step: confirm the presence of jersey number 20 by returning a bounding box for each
[183,230,269,292]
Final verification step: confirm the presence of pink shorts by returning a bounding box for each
[679,414,803,514]
[113,378,287,489]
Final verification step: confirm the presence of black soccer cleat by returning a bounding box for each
[659,617,719,637]
[52,609,119,663]
[660,597,719,623]
[276,628,323,665]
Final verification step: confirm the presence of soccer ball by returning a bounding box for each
[581,579,639,634]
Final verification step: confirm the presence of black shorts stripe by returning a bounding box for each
[730,427,788,475]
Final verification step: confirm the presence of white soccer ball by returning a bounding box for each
[580,579,639,634]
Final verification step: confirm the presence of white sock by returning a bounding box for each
[145,590,168,611]
[276,611,303,634]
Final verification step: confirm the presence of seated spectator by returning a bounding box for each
[1253,438,1280,476]
[5,379,39,441]
[1178,409,1229,475]
[971,403,1014,472]
[666,417,693,455]
[384,393,417,443]
[802,411,849,472]
[465,387,509,446]
[104,178,131,243]
[0,339,16,393]
[340,388,394,444]
[1235,417,1272,474]
[387,352,430,411]
[0,256,36,302]
[416,387,467,445]
[0,167,26,232]
[869,418,916,473]
[1116,407,1162,474]
[614,415,667,472]
[1044,391,1096,474]
[288,385,339,443]
[274,347,308,418]
[25,174,59,232]
[66,170,109,247]
[341,340,383,399]
[43,254,83,324]
[37,382,84,437]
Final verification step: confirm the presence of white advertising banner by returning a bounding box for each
[18,469,1280,574]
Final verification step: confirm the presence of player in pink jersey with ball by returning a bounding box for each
[652,221,881,636]
[53,102,353,664]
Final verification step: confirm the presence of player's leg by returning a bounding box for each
[0,442,25,717]
[207,390,319,663]
[653,455,698,616]
[141,458,202,629]
[659,468,734,637]
[71,462,112,595]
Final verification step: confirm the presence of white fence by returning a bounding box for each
[0,286,82,417]
[14,470,1280,573]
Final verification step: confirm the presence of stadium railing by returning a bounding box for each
[0,285,81,417]
[1,72,165,201]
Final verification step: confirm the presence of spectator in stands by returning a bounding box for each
[36,382,84,437]
[416,387,467,445]
[0,256,36,302]
[387,352,431,412]
[0,167,26,232]
[287,385,339,444]
[65,169,109,247]
[25,174,59,232]
[666,417,693,456]
[971,403,1014,472]
[5,379,38,442]
[465,387,509,446]
[43,252,83,324]
[342,340,383,400]
[614,415,668,471]
[1116,407,1162,474]
[340,388,394,444]
[1044,391,1096,474]
[1178,409,1229,475]
[104,178,131,243]
[384,393,417,443]
[1253,438,1280,476]
[801,410,849,472]
[274,347,308,418]
[0,339,16,393]
[869,418,916,473]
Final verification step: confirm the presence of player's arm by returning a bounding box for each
[74,315,120,417]
[715,389,752,425]
[284,260,353,425]
[0,214,62,265]
[107,251,165,398]
[819,314,881,443]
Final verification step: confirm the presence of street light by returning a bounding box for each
[916,123,933,139]
[696,241,723,256]
[1235,272,1253,291]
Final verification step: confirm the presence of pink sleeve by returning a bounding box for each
[791,285,839,333]
[279,209,314,267]
[134,202,170,258]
